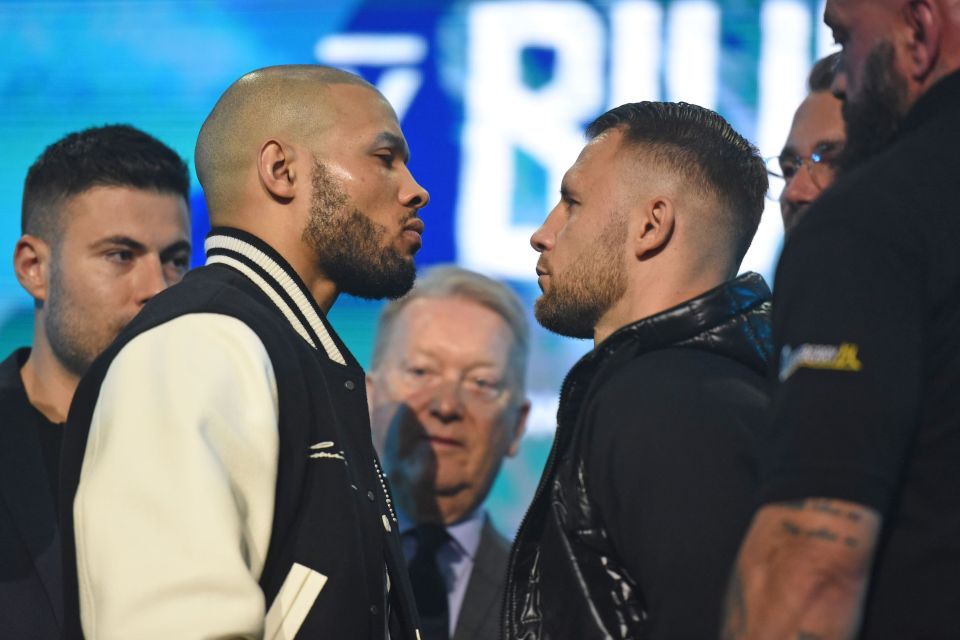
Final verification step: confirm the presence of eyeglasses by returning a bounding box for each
[396,363,510,407]
[765,142,842,201]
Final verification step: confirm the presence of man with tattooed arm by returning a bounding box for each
[723,1,960,638]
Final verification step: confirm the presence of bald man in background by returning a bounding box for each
[724,0,960,637]
[59,65,429,639]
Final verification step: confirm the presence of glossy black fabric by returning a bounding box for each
[764,70,960,639]
[0,348,63,639]
[503,273,773,640]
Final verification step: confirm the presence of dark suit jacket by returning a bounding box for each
[453,518,511,640]
[0,348,62,639]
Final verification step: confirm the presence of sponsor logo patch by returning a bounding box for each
[779,342,863,381]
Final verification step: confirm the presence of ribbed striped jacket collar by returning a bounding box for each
[204,227,349,366]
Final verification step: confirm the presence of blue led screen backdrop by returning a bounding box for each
[0,0,836,534]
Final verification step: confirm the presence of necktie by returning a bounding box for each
[408,524,450,640]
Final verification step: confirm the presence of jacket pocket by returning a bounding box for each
[264,562,329,639]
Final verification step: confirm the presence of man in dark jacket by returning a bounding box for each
[503,101,772,640]
[724,2,960,638]
[1,124,190,640]
[59,65,429,639]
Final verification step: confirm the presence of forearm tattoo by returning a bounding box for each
[779,498,866,549]
[721,498,874,639]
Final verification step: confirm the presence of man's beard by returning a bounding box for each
[837,41,910,173]
[303,161,417,300]
[44,261,117,377]
[534,212,628,340]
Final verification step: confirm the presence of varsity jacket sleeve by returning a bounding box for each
[72,313,279,639]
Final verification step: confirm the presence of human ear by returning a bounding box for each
[505,398,531,458]
[634,197,676,260]
[903,0,941,81]
[257,139,299,202]
[13,235,50,302]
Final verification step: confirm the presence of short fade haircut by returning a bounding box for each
[22,124,190,240]
[370,265,530,396]
[585,102,767,266]
[808,52,841,93]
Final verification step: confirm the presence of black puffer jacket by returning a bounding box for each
[503,272,773,640]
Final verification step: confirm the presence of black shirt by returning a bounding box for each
[503,273,773,640]
[2,348,63,499]
[586,347,770,639]
[0,347,64,638]
[763,71,960,638]
[36,407,64,504]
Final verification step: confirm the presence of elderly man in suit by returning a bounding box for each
[367,265,530,640]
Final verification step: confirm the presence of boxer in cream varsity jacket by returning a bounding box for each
[60,65,430,640]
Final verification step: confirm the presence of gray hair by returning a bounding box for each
[370,265,529,394]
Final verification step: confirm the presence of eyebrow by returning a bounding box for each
[91,236,147,253]
[91,236,191,260]
[780,138,845,158]
[405,350,504,371]
[372,131,410,164]
[815,139,845,151]
[159,240,192,262]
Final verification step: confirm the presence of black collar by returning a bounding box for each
[592,271,772,372]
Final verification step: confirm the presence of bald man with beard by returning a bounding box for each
[59,65,429,639]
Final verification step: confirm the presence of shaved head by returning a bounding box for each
[195,65,378,220]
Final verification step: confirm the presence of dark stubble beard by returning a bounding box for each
[44,259,115,377]
[837,41,910,174]
[534,211,628,340]
[303,161,417,300]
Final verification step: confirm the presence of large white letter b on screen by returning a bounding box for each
[456,1,603,280]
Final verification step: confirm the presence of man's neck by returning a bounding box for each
[213,221,340,313]
[20,341,78,423]
[281,242,339,313]
[593,268,732,348]
[394,483,483,527]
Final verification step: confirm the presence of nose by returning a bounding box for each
[782,164,823,203]
[428,378,465,424]
[780,165,822,229]
[400,165,430,210]
[530,204,560,253]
